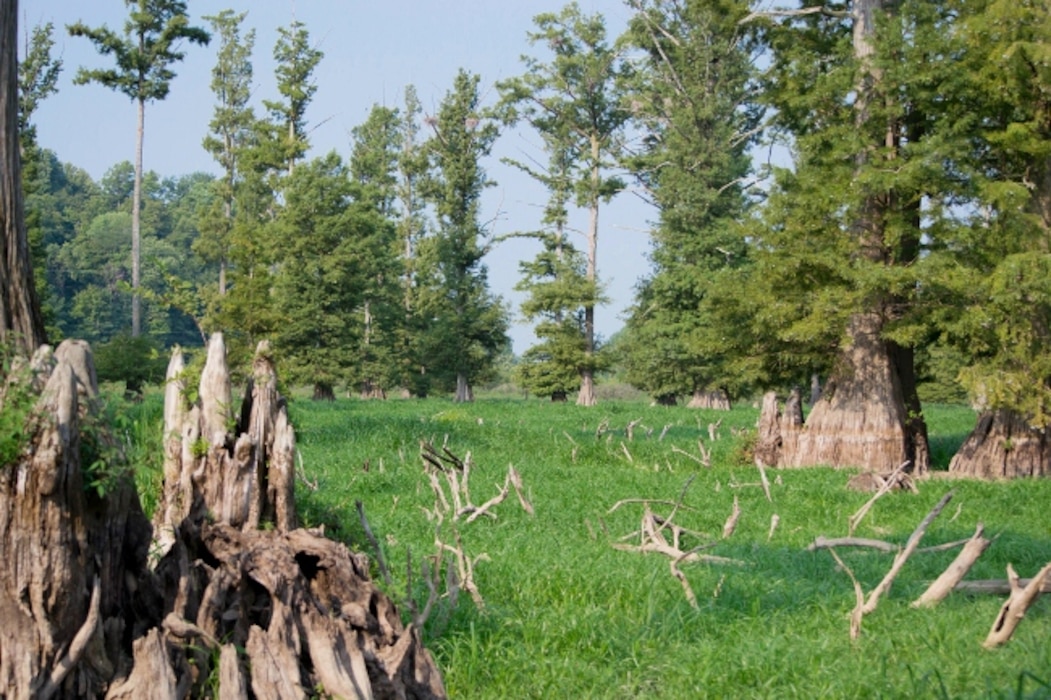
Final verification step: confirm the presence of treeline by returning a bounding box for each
[18,1,1051,445]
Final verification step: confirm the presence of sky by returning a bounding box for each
[20,0,656,354]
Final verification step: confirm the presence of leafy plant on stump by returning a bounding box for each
[497,2,630,406]
[69,0,210,338]
[620,0,760,408]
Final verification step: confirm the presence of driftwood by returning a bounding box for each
[721,496,741,539]
[954,578,1051,595]
[420,442,533,522]
[0,336,446,698]
[983,562,1051,648]
[912,523,992,607]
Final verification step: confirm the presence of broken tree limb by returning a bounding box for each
[848,461,910,536]
[983,562,1051,648]
[807,536,899,553]
[722,496,741,539]
[862,490,955,614]
[912,523,992,608]
[828,548,865,641]
[954,578,1051,595]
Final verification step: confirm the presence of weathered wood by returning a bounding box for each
[686,389,731,410]
[953,578,1051,595]
[911,523,991,608]
[983,562,1051,648]
[949,410,1051,479]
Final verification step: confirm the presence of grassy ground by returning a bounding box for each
[272,397,1050,699]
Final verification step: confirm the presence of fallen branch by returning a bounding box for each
[827,548,864,641]
[912,523,991,608]
[848,461,910,536]
[722,496,741,539]
[767,514,780,541]
[671,445,710,468]
[807,536,899,553]
[954,578,1051,595]
[862,490,954,614]
[983,562,1051,648]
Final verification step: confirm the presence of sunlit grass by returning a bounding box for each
[133,394,1051,698]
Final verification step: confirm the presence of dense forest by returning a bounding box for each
[19,0,1051,473]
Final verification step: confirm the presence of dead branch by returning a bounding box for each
[708,418,722,441]
[848,461,910,536]
[658,424,672,442]
[983,562,1051,648]
[827,548,864,642]
[626,418,643,441]
[807,536,899,553]
[767,514,780,541]
[954,578,1051,595]
[722,496,741,539]
[621,442,634,463]
[672,445,710,468]
[862,490,954,614]
[670,557,698,610]
[756,459,772,502]
[740,6,851,25]
[912,523,991,608]
[356,501,393,588]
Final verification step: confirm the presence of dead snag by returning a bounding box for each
[983,562,1051,648]
[420,443,532,522]
[862,490,954,614]
[912,523,991,608]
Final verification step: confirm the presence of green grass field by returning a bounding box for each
[261,397,1049,699]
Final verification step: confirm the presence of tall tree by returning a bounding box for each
[263,19,322,176]
[498,2,630,406]
[743,0,933,472]
[197,9,255,298]
[421,69,509,402]
[620,0,760,407]
[1,0,45,352]
[69,0,209,337]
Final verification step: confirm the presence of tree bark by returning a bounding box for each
[131,97,144,337]
[577,136,601,408]
[949,409,1051,478]
[454,372,473,403]
[0,0,45,353]
[687,389,730,410]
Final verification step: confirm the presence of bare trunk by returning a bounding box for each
[0,2,45,353]
[455,372,473,403]
[312,382,335,401]
[687,389,731,410]
[577,137,600,408]
[131,98,144,338]
[949,410,1051,478]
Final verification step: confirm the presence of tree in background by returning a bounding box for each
[420,69,509,402]
[498,2,630,406]
[69,1,208,338]
[263,19,322,177]
[621,0,760,408]
[349,104,402,398]
[197,9,255,300]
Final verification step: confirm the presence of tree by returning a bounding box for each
[263,19,322,176]
[743,1,932,472]
[349,103,402,398]
[69,0,209,337]
[498,2,630,406]
[197,9,255,298]
[421,69,509,402]
[1,0,45,352]
[620,0,760,407]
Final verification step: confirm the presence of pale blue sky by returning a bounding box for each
[21,0,655,353]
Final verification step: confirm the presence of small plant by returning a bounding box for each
[0,351,36,467]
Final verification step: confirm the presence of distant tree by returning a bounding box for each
[1,0,46,352]
[197,9,255,298]
[349,104,402,397]
[69,0,209,337]
[421,69,510,402]
[271,152,386,400]
[620,0,760,407]
[498,2,630,406]
[263,19,322,176]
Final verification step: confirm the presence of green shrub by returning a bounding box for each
[94,334,167,394]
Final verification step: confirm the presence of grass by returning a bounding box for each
[275,397,1051,699]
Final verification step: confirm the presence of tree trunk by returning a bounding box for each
[655,393,676,406]
[551,389,567,403]
[577,136,600,408]
[312,382,335,401]
[454,372,473,403]
[577,369,596,407]
[0,0,45,353]
[687,389,730,410]
[949,410,1051,478]
[131,97,144,338]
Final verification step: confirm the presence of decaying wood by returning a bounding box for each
[0,336,447,698]
[953,578,1051,595]
[861,490,954,614]
[949,409,1051,479]
[420,442,533,523]
[912,523,991,608]
[687,389,731,410]
[983,562,1051,648]
[847,460,910,535]
[722,496,741,539]
[807,536,899,553]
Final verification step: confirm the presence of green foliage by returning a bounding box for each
[0,352,36,467]
[94,333,167,394]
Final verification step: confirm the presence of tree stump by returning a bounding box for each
[949,409,1051,479]
[686,389,731,410]
[0,335,446,698]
